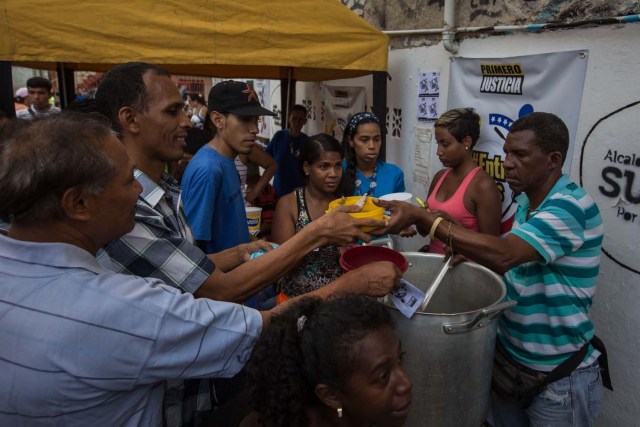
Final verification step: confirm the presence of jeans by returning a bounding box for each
[487,360,603,427]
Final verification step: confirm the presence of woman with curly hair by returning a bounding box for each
[339,112,405,198]
[241,295,413,427]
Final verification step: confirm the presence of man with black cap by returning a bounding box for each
[181,81,275,254]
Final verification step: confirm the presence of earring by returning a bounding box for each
[337,408,343,418]
[465,146,469,150]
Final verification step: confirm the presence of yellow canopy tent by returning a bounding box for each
[0,0,388,81]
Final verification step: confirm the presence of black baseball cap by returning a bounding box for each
[208,80,276,117]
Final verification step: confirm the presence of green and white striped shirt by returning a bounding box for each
[499,175,603,372]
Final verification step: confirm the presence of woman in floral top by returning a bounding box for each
[272,134,345,301]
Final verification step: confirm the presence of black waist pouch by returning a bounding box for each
[491,338,599,409]
[492,336,613,409]
[491,341,549,408]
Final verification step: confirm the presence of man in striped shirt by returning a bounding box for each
[378,112,604,426]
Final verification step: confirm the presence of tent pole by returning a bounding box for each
[372,71,388,161]
[56,63,75,108]
[280,67,295,131]
[1,61,15,117]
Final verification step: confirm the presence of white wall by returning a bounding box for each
[298,22,640,425]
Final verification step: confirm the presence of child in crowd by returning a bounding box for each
[235,144,277,207]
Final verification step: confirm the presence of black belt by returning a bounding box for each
[497,335,613,391]
[591,335,613,391]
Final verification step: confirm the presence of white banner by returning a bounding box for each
[323,85,366,142]
[448,50,588,226]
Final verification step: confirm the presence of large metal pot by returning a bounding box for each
[385,253,515,427]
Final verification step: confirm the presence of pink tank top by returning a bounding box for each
[426,167,481,254]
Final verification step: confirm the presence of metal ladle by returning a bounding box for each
[418,257,452,312]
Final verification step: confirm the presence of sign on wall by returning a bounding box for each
[580,101,640,275]
[417,70,440,121]
[448,50,588,228]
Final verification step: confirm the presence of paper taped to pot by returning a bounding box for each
[448,50,588,232]
[390,279,426,319]
[323,85,366,142]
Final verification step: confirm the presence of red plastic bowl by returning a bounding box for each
[340,245,409,273]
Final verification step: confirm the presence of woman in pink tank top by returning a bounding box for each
[421,108,501,254]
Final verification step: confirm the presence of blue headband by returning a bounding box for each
[346,112,380,137]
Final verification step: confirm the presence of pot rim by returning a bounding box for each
[383,252,507,316]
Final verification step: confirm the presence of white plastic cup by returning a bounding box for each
[379,192,414,217]
[379,192,414,203]
[245,206,262,235]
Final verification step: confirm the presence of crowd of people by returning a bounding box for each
[0,62,608,427]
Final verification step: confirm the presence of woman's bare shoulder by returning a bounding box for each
[276,191,297,210]
[472,168,499,191]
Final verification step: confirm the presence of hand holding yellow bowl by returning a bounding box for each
[327,196,386,233]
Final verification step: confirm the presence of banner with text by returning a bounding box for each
[448,50,588,227]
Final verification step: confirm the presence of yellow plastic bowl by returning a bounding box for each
[327,196,385,232]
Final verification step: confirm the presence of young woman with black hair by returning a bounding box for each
[242,295,413,427]
[339,112,405,198]
[339,113,415,241]
[271,134,345,303]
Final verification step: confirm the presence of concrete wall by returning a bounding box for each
[364,0,639,28]
[361,0,639,48]
[297,18,640,426]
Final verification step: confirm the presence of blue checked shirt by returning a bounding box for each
[99,170,217,427]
